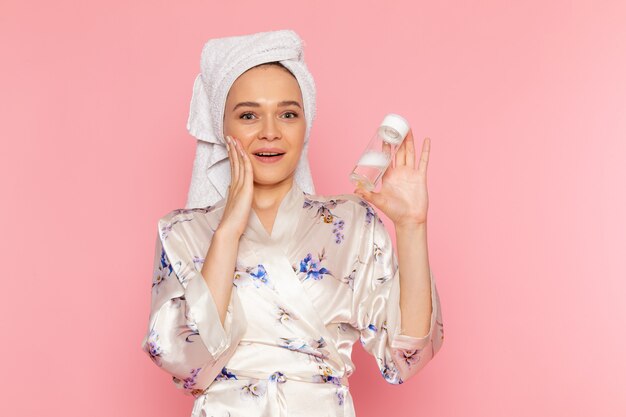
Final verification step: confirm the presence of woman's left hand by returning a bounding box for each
[354,129,430,227]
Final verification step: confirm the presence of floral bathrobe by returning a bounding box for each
[141,181,444,417]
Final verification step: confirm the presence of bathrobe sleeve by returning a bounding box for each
[352,208,444,385]
[140,227,247,396]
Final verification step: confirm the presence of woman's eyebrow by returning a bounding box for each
[232,100,302,111]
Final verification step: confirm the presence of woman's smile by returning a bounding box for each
[253,153,285,163]
[252,147,286,164]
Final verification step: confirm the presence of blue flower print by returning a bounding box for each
[214,367,238,381]
[191,255,205,270]
[269,371,286,383]
[298,249,333,281]
[378,357,403,385]
[312,364,342,385]
[184,368,202,389]
[159,248,174,274]
[332,219,345,244]
[336,387,346,406]
[152,248,173,291]
[361,318,387,340]
[250,264,268,283]
[359,200,384,225]
[233,264,276,290]
[144,329,163,366]
[172,367,202,391]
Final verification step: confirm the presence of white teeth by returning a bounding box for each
[256,152,282,156]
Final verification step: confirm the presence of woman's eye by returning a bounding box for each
[240,111,298,120]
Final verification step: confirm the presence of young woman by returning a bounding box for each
[142,30,444,417]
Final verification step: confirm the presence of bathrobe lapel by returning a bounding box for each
[239,182,346,373]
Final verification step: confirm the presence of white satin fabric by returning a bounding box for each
[141,181,444,416]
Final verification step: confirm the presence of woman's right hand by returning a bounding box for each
[217,135,254,238]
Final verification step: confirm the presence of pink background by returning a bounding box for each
[1,1,624,416]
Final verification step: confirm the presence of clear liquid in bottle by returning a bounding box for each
[350,113,410,191]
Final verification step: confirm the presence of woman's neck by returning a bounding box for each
[252,177,295,235]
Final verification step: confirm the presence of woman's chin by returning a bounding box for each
[252,172,294,187]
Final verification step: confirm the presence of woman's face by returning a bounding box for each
[223,64,306,187]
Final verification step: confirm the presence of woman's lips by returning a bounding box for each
[253,153,285,163]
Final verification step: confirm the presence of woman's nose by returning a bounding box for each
[258,116,281,141]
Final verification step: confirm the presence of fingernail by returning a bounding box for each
[225,135,231,144]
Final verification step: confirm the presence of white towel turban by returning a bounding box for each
[185,29,317,209]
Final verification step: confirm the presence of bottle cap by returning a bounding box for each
[378,113,410,145]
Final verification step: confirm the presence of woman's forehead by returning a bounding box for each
[227,66,302,103]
